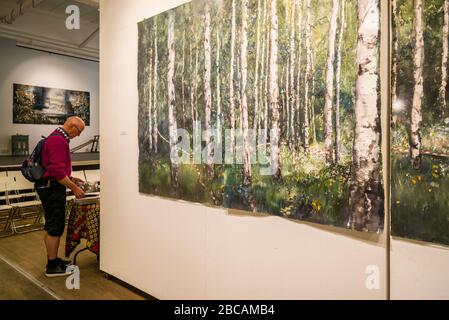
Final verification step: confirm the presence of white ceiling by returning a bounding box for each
[0,0,99,61]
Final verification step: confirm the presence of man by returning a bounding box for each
[36,116,86,277]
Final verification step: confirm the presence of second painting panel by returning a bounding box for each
[392,0,449,246]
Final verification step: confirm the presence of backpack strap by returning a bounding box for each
[35,131,67,165]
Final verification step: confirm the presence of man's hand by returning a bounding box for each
[70,177,84,185]
[58,176,85,199]
[72,186,85,199]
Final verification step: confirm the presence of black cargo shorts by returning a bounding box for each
[35,179,67,237]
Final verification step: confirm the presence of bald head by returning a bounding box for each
[63,116,85,139]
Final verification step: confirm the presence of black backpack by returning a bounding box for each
[21,132,60,182]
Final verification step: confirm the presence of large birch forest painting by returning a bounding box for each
[392,0,449,245]
[138,0,383,232]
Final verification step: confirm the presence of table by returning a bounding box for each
[65,195,100,264]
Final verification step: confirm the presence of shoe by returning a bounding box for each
[56,258,72,267]
[45,258,72,269]
[45,264,74,278]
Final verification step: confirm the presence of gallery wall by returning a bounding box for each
[391,238,449,299]
[0,37,99,155]
[99,0,388,299]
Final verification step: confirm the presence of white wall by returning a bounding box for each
[99,0,387,299]
[0,37,99,155]
[391,238,449,300]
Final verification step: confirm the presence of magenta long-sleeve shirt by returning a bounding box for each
[41,129,72,181]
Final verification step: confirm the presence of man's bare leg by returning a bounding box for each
[44,232,60,260]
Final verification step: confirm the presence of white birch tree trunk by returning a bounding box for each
[391,0,398,126]
[281,66,286,138]
[204,3,213,177]
[296,0,303,143]
[264,0,270,145]
[349,0,381,231]
[181,30,186,128]
[303,0,311,151]
[269,0,281,180]
[335,0,346,163]
[253,0,262,141]
[311,51,316,143]
[194,42,199,122]
[324,0,339,164]
[216,27,222,155]
[152,20,158,154]
[167,11,178,187]
[229,0,237,160]
[440,0,449,118]
[259,0,267,145]
[289,1,296,147]
[410,0,424,169]
[189,41,194,124]
[285,4,291,144]
[240,0,251,186]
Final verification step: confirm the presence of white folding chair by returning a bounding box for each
[0,183,14,237]
[0,177,22,203]
[6,180,43,234]
[11,174,36,199]
[12,173,30,183]
[7,171,31,192]
[6,170,21,177]
[0,176,15,183]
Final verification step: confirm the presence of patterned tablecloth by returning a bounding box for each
[65,195,100,258]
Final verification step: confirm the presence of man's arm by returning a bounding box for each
[58,176,85,199]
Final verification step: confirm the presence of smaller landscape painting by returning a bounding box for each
[13,83,90,125]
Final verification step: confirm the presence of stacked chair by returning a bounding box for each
[1,171,43,235]
[0,169,99,237]
[0,178,14,237]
